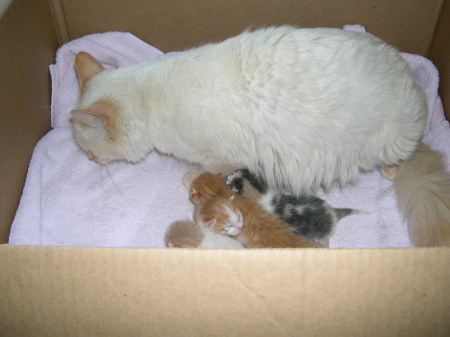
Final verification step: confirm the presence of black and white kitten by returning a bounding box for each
[226,169,366,241]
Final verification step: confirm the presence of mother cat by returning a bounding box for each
[71,26,450,246]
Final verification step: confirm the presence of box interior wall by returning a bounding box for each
[1,1,449,336]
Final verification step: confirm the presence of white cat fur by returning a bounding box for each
[197,227,244,248]
[72,26,450,246]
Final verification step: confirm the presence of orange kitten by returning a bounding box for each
[188,172,234,203]
[190,172,322,248]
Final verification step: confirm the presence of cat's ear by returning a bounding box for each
[74,52,105,88]
[71,102,114,129]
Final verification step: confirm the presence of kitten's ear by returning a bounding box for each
[75,52,105,88]
[190,188,202,204]
[206,218,216,227]
[71,102,114,129]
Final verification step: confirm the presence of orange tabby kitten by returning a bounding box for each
[190,172,322,248]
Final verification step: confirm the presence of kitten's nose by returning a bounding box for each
[233,222,243,231]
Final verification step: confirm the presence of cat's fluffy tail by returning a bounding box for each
[393,142,450,246]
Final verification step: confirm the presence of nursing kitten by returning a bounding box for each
[226,169,366,240]
[71,26,450,246]
[196,196,322,248]
[164,220,244,248]
[189,172,322,248]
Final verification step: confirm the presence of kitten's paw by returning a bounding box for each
[225,169,245,193]
[380,165,398,180]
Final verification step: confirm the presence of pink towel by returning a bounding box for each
[10,32,196,248]
[9,28,450,248]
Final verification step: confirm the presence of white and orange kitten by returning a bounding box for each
[70,26,450,246]
[189,172,322,248]
[164,220,244,249]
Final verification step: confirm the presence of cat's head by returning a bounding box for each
[196,197,244,236]
[189,172,233,204]
[71,52,147,164]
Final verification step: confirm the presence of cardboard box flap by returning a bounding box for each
[1,245,449,337]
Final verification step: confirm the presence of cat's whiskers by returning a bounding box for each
[102,163,137,211]
[103,165,122,193]
[76,147,129,206]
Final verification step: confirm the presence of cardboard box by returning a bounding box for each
[0,0,449,336]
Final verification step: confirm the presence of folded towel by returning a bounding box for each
[9,28,450,248]
[10,32,196,248]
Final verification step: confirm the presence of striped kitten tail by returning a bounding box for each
[333,208,369,221]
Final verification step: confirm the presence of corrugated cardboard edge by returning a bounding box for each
[1,245,449,337]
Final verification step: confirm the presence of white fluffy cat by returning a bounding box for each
[71,26,450,246]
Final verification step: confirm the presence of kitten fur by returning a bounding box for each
[196,196,322,248]
[190,172,322,248]
[226,169,366,240]
[71,26,450,246]
[164,220,244,249]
